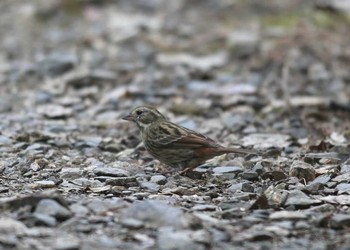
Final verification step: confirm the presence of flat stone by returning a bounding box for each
[120,218,144,229]
[30,161,41,171]
[60,168,82,180]
[36,104,73,119]
[228,182,254,193]
[35,199,72,220]
[212,166,243,174]
[150,175,167,185]
[263,185,288,207]
[341,165,350,174]
[191,204,218,211]
[330,214,350,229]
[87,200,109,215]
[105,176,137,186]
[321,195,350,205]
[191,229,211,245]
[336,183,350,193]
[33,180,56,188]
[157,228,200,250]
[241,133,291,149]
[138,181,160,193]
[284,190,321,207]
[97,235,120,248]
[69,204,89,217]
[305,182,324,193]
[0,234,18,247]
[269,211,307,220]
[38,52,77,77]
[0,135,13,147]
[239,171,258,181]
[24,143,49,156]
[93,167,129,177]
[309,174,331,185]
[305,204,336,213]
[289,160,316,182]
[32,213,57,227]
[121,200,184,229]
[304,152,340,161]
[333,173,350,182]
[0,218,28,235]
[53,236,80,250]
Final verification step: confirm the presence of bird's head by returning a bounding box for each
[122,106,166,130]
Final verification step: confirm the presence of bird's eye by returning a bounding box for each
[136,110,143,116]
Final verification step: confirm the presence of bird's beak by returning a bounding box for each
[122,114,135,121]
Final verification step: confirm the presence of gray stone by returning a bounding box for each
[69,204,89,217]
[35,90,53,104]
[87,200,109,215]
[53,236,80,250]
[305,182,324,193]
[321,195,350,205]
[341,165,350,174]
[191,229,211,245]
[241,133,291,149]
[269,211,307,220]
[120,218,144,229]
[75,136,102,149]
[93,167,129,177]
[0,218,28,235]
[191,204,217,211]
[305,204,336,213]
[38,52,77,77]
[284,190,321,207]
[330,214,350,229]
[36,104,73,119]
[32,213,57,227]
[105,176,137,186]
[309,174,331,185]
[295,221,310,229]
[157,228,201,250]
[229,182,254,193]
[252,162,264,175]
[0,234,18,247]
[60,168,82,180]
[239,171,258,180]
[97,235,120,248]
[139,181,160,193]
[150,175,167,185]
[336,183,350,193]
[212,166,243,174]
[0,135,13,146]
[333,173,350,182]
[35,199,72,220]
[30,161,41,171]
[264,185,289,207]
[289,160,316,182]
[304,152,340,162]
[24,143,49,156]
[33,180,56,188]
[121,200,184,229]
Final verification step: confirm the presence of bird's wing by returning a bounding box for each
[146,121,219,149]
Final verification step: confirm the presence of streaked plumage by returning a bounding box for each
[123,106,255,170]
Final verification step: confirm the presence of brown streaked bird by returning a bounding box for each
[122,106,256,171]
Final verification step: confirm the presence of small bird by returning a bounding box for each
[122,106,255,172]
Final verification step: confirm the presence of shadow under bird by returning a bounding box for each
[122,106,256,172]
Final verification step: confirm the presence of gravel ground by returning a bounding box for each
[1,1,350,249]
